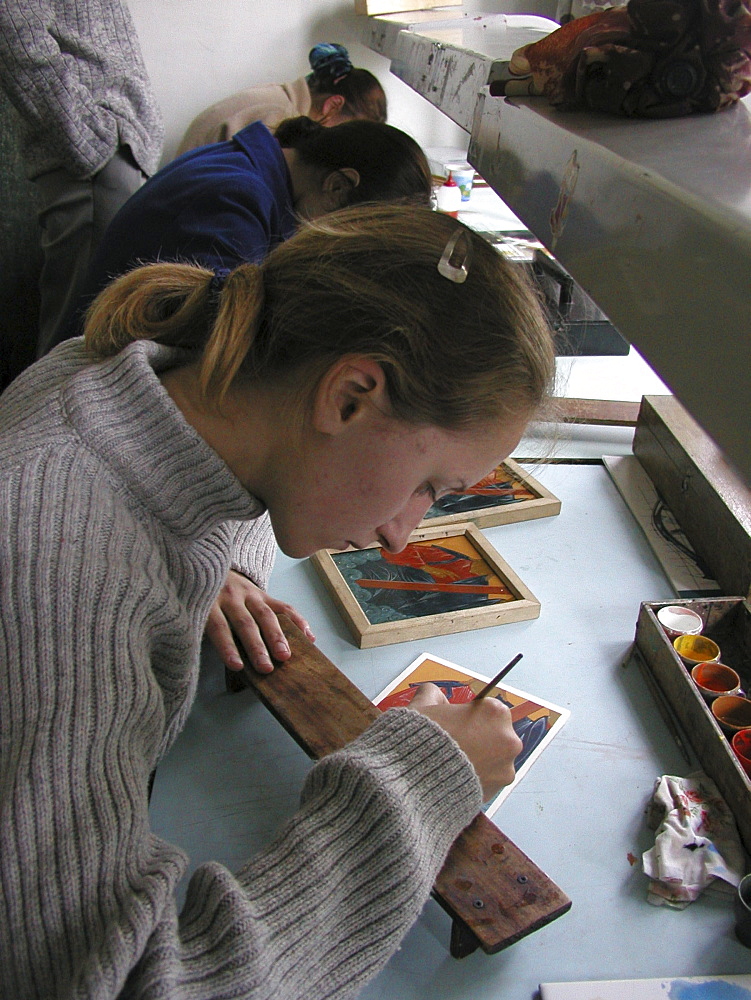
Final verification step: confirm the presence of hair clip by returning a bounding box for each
[437,229,471,284]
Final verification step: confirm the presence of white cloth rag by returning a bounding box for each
[642,770,747,908]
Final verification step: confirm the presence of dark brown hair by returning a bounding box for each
[274,116,431,208]
[306,42,387,123]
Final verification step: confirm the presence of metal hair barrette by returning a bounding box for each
[437,229,471,284]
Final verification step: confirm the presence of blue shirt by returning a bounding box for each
[59,122,297,340]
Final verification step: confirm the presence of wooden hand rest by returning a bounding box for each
[227,616,571,957]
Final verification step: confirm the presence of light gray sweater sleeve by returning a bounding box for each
[0,0,164,177]
[124,711,481,1000]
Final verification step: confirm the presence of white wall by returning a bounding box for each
[126,0,472,164]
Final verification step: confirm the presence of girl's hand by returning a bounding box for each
[206,570,316,674]
[408,683,523,801]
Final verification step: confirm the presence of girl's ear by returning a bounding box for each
[319,93,347,123]
[312,356,387,435]
[322,167,360,209]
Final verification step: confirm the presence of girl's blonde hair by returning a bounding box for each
[85,204,555,428]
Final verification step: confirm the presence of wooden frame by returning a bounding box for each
[310,521,540,648]
[420,457,561,529]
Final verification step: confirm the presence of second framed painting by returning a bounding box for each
[310,521,540,648]
[419,457,560,529]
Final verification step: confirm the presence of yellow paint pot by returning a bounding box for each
[673,633,720,667]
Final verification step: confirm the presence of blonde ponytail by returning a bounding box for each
[197,266,264,402]
[84,261,265,404]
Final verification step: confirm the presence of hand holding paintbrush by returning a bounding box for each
[474,653,523,700]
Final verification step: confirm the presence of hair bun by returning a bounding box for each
[309,43,352,84]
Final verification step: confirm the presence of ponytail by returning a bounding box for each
[84,261,265,404]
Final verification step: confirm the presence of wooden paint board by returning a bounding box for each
[420,458,561,529]
[310,521,540,648]
[228,615,572,957]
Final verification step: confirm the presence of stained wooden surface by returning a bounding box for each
[548,398,641,426]
[230,615,571,956]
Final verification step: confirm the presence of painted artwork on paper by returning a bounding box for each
[539,976,751,1000]
[419,458,561,528]
[330,534,515,626]
[375,652,570,815]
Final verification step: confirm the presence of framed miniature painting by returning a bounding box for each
[309,521,540,648]
[420,458,561,529]
[374,651,570,816]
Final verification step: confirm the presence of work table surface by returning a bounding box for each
[150,459,751,998]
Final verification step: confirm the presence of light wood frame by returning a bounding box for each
[419,458,561,529]
[310,521,540,648]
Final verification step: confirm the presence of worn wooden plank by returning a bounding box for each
[633,394,751,599]
[229,615,571,956]
[545,397,641,426]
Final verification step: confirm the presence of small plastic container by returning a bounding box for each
[691,661,743,701]
[712,695,751,735]
[656,604,703,639]
[444,161,475,202]
[673,633,721,667]
[435,172,461,217]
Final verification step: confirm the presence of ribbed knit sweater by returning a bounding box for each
[0,340,482,999]
[0,0,164,179]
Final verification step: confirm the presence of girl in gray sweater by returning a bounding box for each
[0,204,555,999]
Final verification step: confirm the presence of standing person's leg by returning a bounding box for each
[35,146,146,356]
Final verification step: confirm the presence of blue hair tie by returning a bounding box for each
[309,43,352,85]
[208,267,230,316]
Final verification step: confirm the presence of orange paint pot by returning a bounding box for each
[732,728,751,779]
[691,661,743,701]
[712,695,751,735]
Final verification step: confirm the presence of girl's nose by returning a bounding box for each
[377,496,433,553]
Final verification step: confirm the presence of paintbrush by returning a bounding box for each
[474,653,523,701]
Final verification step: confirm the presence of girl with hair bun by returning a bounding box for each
[177,43,387,156]
[0,204,555,1000]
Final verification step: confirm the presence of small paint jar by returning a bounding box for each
[673,633,720,667]
[656,604,703,639]
[712,695,751,735]
[731,729,751,779]
[691,661,743,701]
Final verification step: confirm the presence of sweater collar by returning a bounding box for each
[63,340,265,540]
